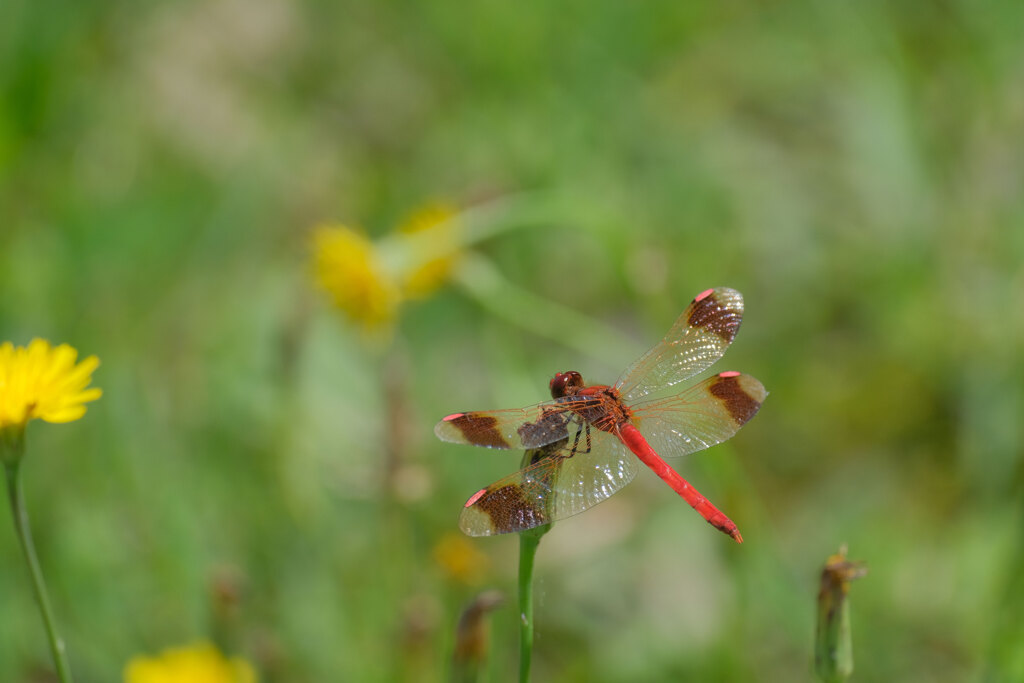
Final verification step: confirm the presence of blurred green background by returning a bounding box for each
[2,0,1023,681]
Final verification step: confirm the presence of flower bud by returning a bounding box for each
[815,545,867,682]
[452,590,504,682]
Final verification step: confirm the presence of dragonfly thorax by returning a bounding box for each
[550,371,585,398]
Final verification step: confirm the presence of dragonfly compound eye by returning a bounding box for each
[549,371,584,398]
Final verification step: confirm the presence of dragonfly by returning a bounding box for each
[435,287,766,542]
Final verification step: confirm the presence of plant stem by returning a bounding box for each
[453,253,637,365]
[4,459,75,683]
[518,524,548,683]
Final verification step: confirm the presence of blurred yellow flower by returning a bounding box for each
[313,225,402,327]
[124,642,256,683]
[311,203,460,330]
[397,203,459,298]
[433,531,489,584]
[0,339,102,430]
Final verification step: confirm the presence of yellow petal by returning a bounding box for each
[311,224,402,328]
[396,203,461,298]
[124,642,256,683]
[0,339,101,429]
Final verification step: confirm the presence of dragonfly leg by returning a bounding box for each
[567,422,594,457]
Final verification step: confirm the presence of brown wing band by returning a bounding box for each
[444,412,511,448]
[475,485,547,531]
[709,373,761,424]
[687,291,740,342]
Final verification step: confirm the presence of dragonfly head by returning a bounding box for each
[549,371,584,398]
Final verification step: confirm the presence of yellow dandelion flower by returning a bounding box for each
[396,203,460,299]
[124,642,256,683]
[0,339,102,430]
[312,224,402,328]
[1,339,103,680]
[433,531,489,584]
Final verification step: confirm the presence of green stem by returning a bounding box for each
[454,253,637,364]
[518,525,548,683]
[4,451,75,683]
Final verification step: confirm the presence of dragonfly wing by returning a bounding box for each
[436,402,564,450]
[436,396,604,450]
[546,432,637,526]
[616,288,745,403]
[459,430,638,536]
[629,372,766,458]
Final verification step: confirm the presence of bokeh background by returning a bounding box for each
[2,0,1023,681]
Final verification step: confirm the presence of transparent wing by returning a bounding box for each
[435,396,602,450]
[458,429,638,536]
[629,372,766,459]
[615,288,745,403]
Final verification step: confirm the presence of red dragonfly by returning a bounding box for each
[435,287,766,542]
